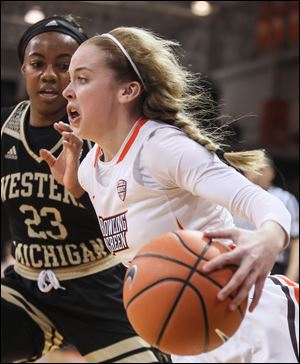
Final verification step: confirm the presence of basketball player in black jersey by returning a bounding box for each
[1,15,168,363]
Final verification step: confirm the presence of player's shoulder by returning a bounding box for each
[140,119,213,172]
[145,119,211,157]
[1,105,16,126]
[1,101,30,129]
[146,119,183,140]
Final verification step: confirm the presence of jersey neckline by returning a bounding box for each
[93,117,148,167]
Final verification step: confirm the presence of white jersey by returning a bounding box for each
[172,275,299,363]
[79,119,297,363]
[78,118,291,264]
[234,186,298,238]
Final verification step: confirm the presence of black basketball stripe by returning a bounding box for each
[134,253,208,269]
[125,276,210,347]
[128,237,245,351]
[268,276,299,362]
[134,254,235,295]
[173,231,207,258]
[134,253,227,293]
[174,232,245,319]
[126,277,198,309]
[156,238,212,351]
[158,282,210,352]
[173,232,230,257]
[133,254,245,318]
[173,232,212,271]
[193,267,245,319]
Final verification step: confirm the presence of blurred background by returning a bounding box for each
[1,1,299,362]
[1,0,299,197]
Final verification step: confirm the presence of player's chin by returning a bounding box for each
[72,124,86,140]
[69,115,80,129]
[71,124,82,137]
[35,99,66,116]
[70,118,91,140]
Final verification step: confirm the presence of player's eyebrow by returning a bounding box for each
[68,67,93,76]
[74,67,92,73]
[28,52,73,59]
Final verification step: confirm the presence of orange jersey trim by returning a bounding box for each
[93,118,148,167]
[277,275,299,304]
[176,218,184,230]
[94,145,102,168]
[117,118,148,164]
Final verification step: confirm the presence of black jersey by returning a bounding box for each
[1,101,110,268]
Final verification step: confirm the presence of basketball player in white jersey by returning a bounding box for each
[41,27,299,362]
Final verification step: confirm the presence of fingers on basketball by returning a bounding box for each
[123,230,248,356]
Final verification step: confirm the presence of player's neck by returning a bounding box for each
[100,110,143,162]
[29,107,66,127]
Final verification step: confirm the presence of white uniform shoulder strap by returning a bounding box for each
[1,100,30,139]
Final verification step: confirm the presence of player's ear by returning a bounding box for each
[118,81,142,104]
[21,64,26,77]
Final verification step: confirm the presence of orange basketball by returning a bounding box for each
[123,230,248,355]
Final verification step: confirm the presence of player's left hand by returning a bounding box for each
[202,221,287,312]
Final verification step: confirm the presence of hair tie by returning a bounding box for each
[216,148,244,174]
[215,148,226,162]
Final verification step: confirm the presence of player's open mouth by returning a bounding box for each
[68,109,81,125]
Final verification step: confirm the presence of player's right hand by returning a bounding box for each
[39,121,85,198]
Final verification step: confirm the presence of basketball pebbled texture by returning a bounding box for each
[123,230,248,355]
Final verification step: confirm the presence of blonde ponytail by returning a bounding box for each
[222,150,266,172]
[88,27,267,173]
[173,114,266,173]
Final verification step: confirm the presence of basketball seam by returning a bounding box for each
[155,234,212,351]
[126,277,197,309]
[134,253,208,266]
[132,255,245,318]
[133,253,233,291]
[172,232,206,257]
[126,253,245,319]
[173,232,244,318]
[125,235,246,353]
[126,277,210,350]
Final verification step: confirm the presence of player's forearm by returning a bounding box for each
[259,220,287,253]
[69,183,86,198]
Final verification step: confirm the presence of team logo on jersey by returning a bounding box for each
[5,146,18,160]
[117,179,127,201]
[98,211,129,253]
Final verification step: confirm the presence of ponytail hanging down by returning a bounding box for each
[86,27,266,173]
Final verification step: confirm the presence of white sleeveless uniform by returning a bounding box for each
[78,119,298,362]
